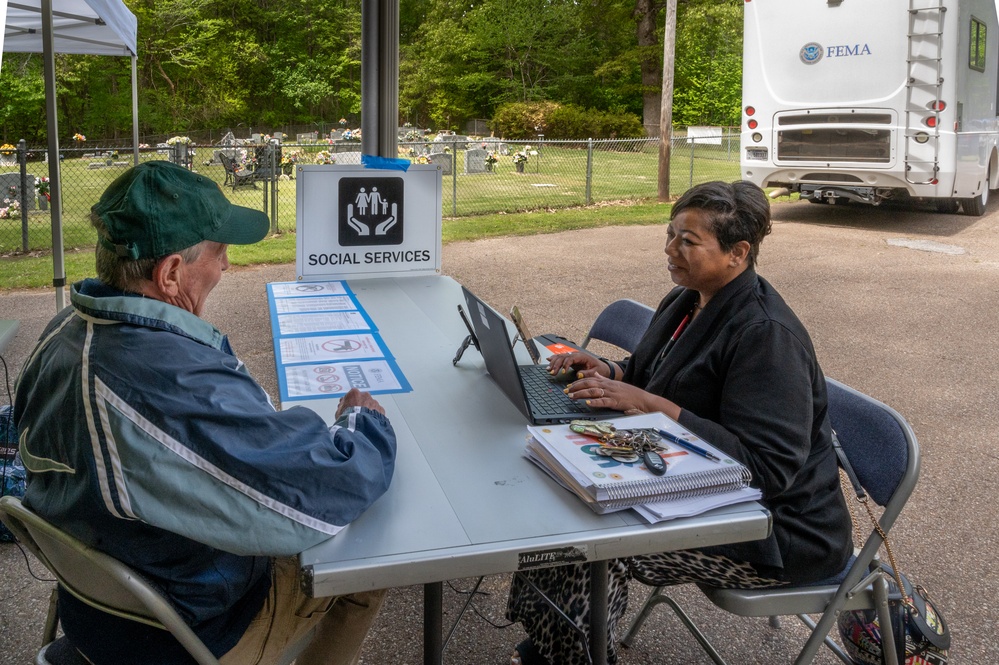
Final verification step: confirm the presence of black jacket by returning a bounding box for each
[622,268,852,583]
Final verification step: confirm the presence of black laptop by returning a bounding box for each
[461,286,620,425]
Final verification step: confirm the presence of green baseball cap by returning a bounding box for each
[93,161,269,260]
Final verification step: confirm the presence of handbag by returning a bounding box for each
[833,431,950,665]
[1,404,26,543]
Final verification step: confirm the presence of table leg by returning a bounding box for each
[590,559,609,665]
[424,582,443,665]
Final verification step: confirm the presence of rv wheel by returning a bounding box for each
[935,199,960,214]
[960,188,987,216]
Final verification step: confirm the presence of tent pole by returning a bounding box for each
[41,0,66,311]
[378,0,399,158]
[360,0,379,157]
[132,54,139,165]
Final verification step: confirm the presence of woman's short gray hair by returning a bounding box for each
[670,181,772,267]
[91,212,204,291]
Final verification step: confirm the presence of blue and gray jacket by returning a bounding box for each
[14,278,396,661]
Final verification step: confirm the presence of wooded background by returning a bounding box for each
[0,0,741,144]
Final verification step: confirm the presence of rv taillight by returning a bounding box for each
[745,106,756,116]
[925,116,938,128]
[748,119,758,129]
[927,100,946,112]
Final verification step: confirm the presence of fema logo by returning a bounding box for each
[338,177,404,246]
[800,42,823,65]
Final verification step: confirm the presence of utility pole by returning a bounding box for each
[658,0,677,202]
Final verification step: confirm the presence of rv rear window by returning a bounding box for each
[778,114,892,126]
[970,17,987,72]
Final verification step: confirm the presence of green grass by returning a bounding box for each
[0,200,672,290]
[0,139,741,290]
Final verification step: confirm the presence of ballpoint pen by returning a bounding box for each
[657,429,722,463]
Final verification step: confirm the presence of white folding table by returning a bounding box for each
[278,275,772,665]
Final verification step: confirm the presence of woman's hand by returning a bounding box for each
[546,352,606,380]
[565,375,682,419]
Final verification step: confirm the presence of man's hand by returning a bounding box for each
[335,388,385,419]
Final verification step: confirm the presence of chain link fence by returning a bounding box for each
[0,134,741,254]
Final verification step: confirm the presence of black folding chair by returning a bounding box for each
[621,378,919,665]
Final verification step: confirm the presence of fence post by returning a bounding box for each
[586,138,593,205]
[451,139,458,216]
[270,144,278,233]
[688,136,695,188]
[18,139,30,252]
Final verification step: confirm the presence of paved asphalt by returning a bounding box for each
[1,196,996,663]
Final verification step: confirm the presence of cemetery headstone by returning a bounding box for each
[0,173,35,211]
[464,148,488,174]
[428,152,452,175]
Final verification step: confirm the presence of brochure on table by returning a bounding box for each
[267,280,412,402]
[295,164,443,281]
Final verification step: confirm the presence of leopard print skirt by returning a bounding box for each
[506,550,787,665]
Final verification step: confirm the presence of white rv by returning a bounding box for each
[740,0,999,215]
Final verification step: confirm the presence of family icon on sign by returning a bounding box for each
[347,186,398,236]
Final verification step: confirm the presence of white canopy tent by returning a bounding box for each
[3,0,138,309]
[5,0,404,310]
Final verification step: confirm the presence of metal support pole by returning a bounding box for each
[688,137,695,187]
[423,582,443,665]
[586,138,594,205]
[361,0,379,158]
[41,0,66,311]
[18,140,29,252]
[451,141,457,216]
[361,0,400,158]
[590,559,609,665]
[131,55,140,165]
[270,145,278,233]
[378,0,399,158]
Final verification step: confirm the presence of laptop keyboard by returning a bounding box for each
[519,364,594,417]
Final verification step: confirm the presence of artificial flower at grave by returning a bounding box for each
[72,133,86,142]
[0,144,16,155]
[338,118,348,127]
[512,150,528,164]
[165,136,192,145]
[0,195,21,220]
[314,150,336,164]
[484,151,498,166]
[35,176,51,200]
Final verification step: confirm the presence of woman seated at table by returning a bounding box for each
[507,180,853,665]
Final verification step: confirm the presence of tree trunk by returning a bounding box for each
[635,0,664,136]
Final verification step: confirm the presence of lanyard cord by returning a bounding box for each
[650,302,698,375]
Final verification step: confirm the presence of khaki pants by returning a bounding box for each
[220,557,385,665]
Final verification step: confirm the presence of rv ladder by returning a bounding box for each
[904,0,945,185]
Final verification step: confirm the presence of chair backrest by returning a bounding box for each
[0,496,220,665]
[825,378,920,530]
[581,299,655,354]
[218,152,234,172]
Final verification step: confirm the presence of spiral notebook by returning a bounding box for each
[525,412,755,515]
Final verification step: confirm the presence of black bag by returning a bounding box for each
[833,430,950,664]
[838,564,950,664]
[1,404,26,543]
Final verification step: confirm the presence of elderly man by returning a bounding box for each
[13,162,396,664]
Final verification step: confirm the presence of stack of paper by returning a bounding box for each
[525,412,761,523]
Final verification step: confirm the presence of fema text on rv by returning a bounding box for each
[307,250,433,266]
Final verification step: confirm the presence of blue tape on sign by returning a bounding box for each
[361,154,411,172]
